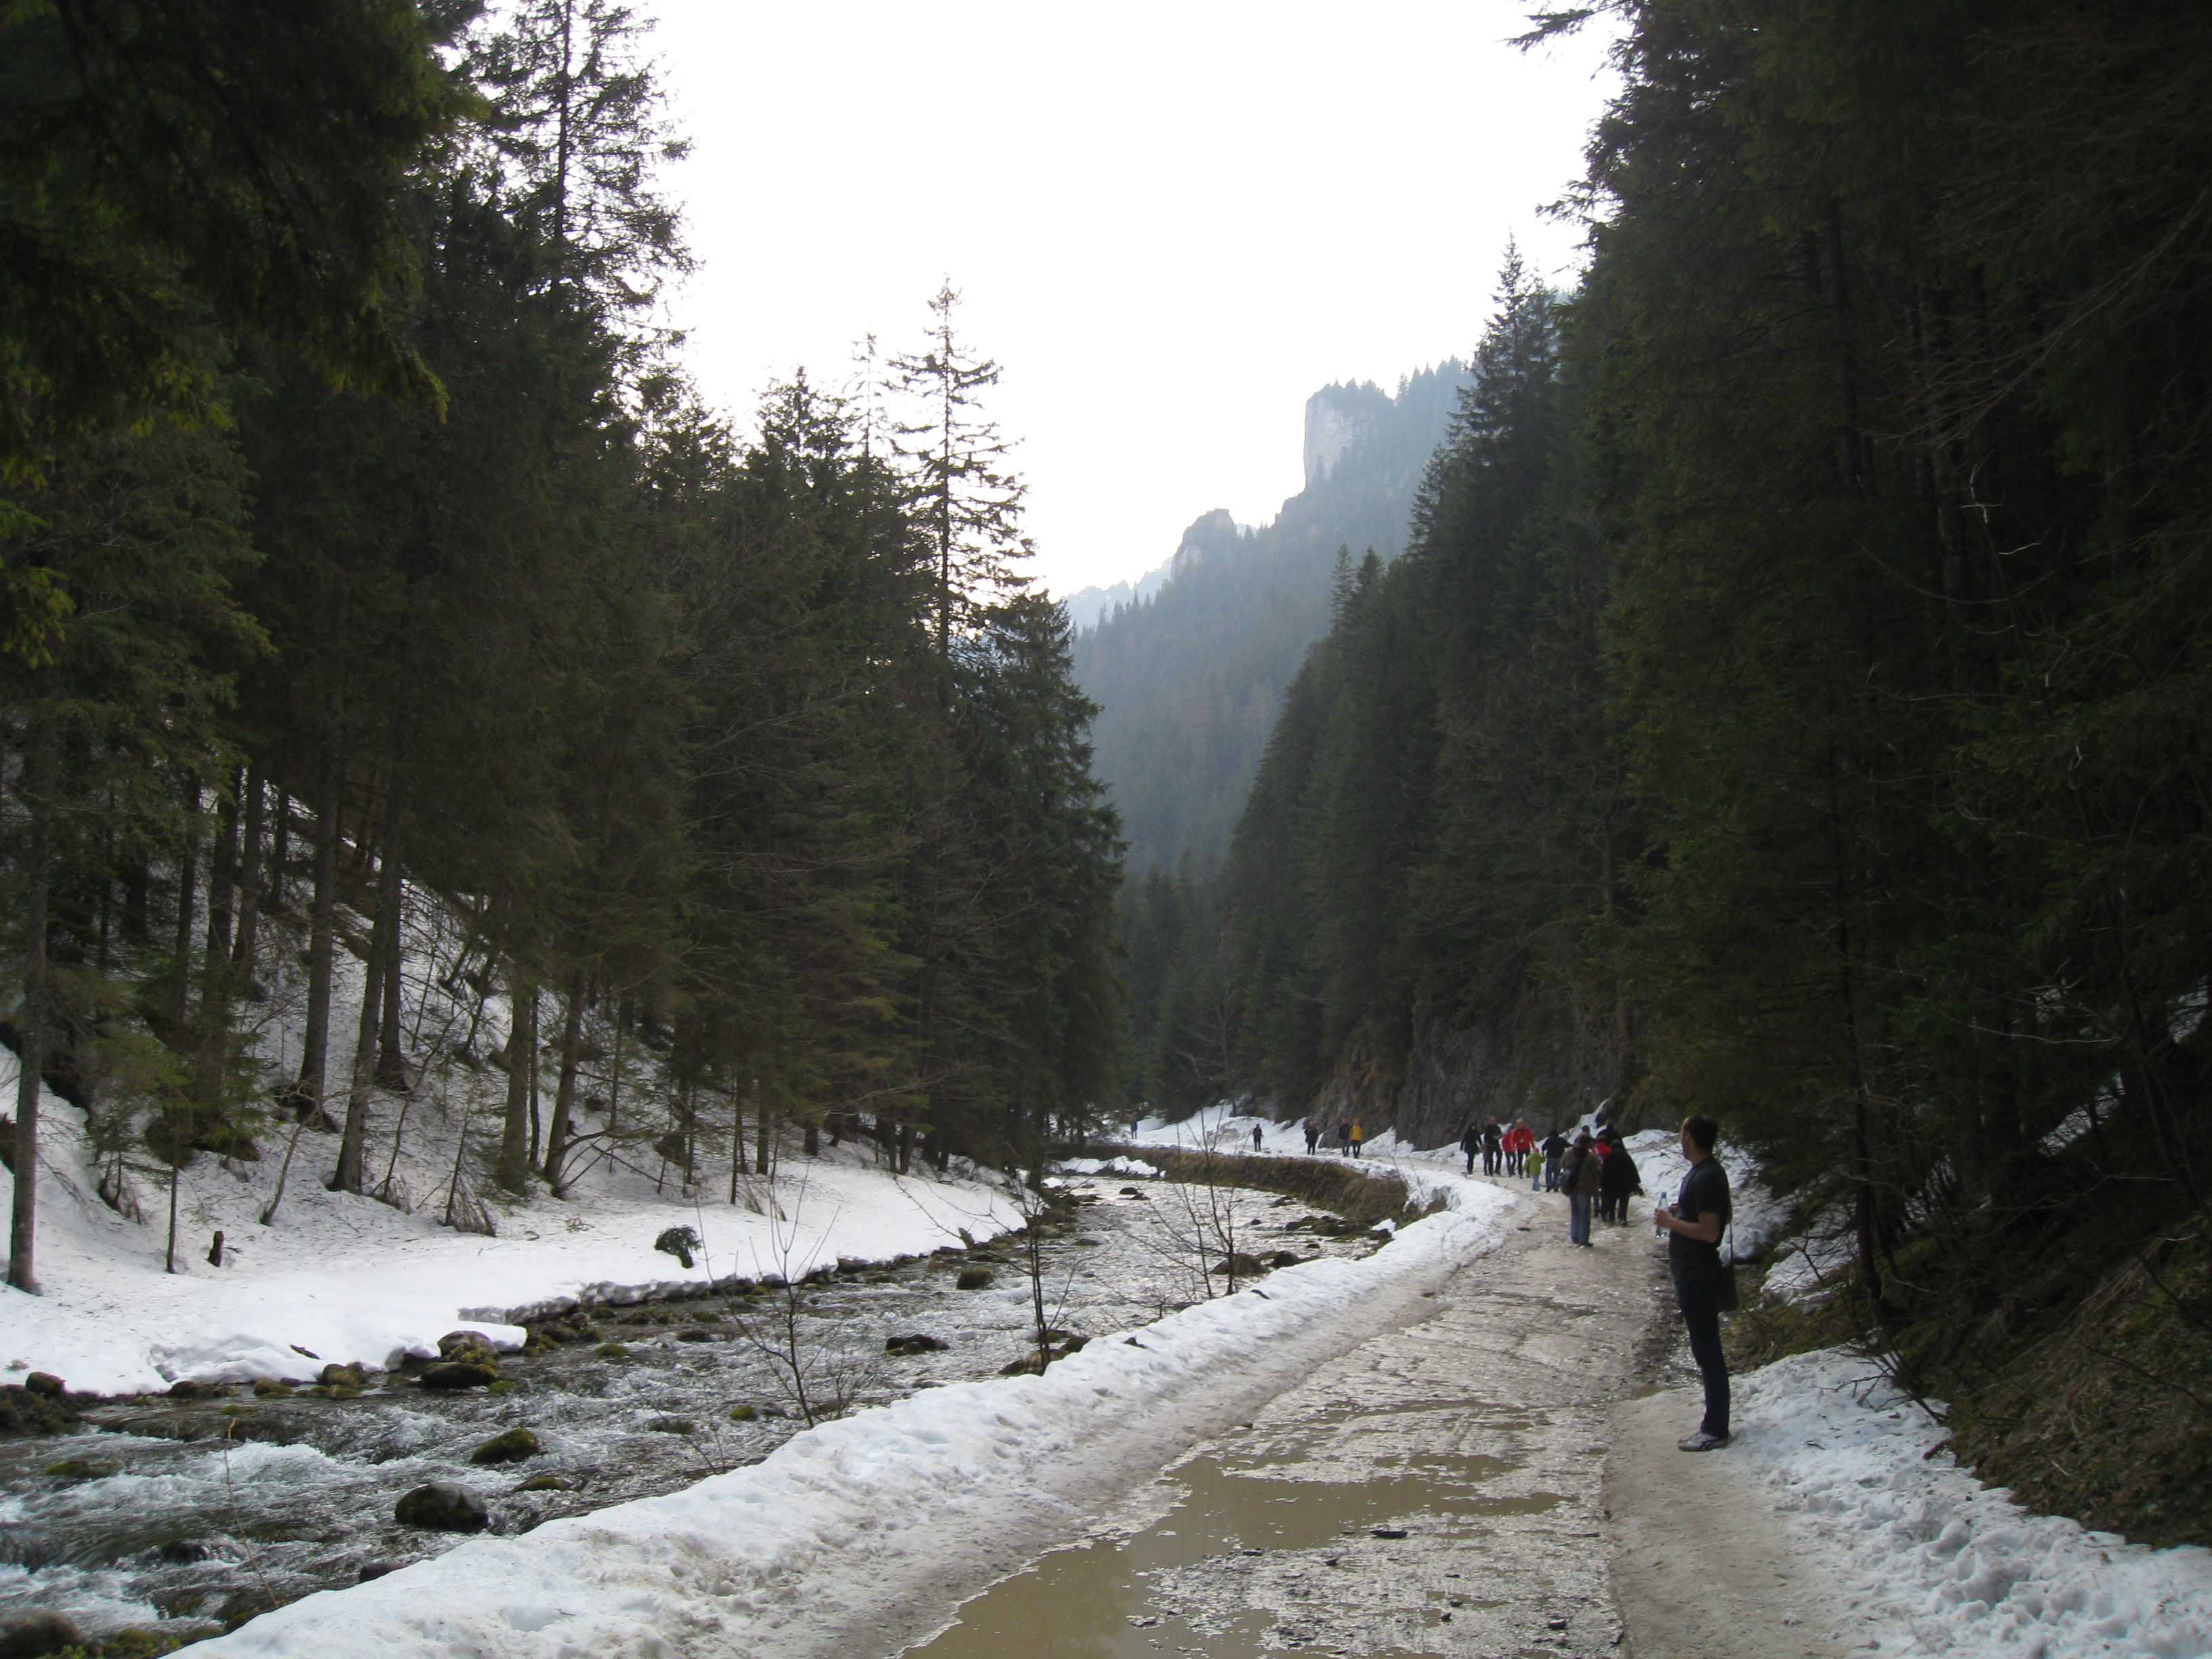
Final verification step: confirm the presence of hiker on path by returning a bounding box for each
[1251,1123,1264,1152]
[1480,1117,1504,1176]
[1349,1120,1366,1158]
[1504,1118,1534,1185]
[1540,1129,1568,1191]
[1561,1131,1599,1246]
[1336,1121,1352,1155]
[1593,1127,1618,1223]
[1460,1119,1482,1176]
[1654,1114,1733,1451]
[1304,1119,1322,1154]
[1600,1132,1643,1224]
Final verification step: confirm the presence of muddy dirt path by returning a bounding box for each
[906,1174,1847,1659]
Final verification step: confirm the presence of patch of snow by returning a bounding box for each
[1056,1157,1161,1179]
[1732,1348,2212,1658]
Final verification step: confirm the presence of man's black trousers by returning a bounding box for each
[1671,1260,1731,1437]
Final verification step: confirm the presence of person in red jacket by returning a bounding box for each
[1502,1118,1535,1184]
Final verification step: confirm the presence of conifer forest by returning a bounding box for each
[6,0,2212,1586]
[2,0,1121,1294]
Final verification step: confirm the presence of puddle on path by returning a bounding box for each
[907,1441,1562,1659]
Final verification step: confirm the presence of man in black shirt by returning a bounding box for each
[1654,1113,1732,1451]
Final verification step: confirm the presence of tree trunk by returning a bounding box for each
[231,767,264,976]
[205,770,239,970]
[607,1002,626,1132]
[7,732,53,1294]
[758,1097,775,1181]
[171,781,201,1027]
[295,745,344,1121]
[333,848,389,1195]
[375,837,407,1089]
[542,982,586,1193]
[497,964,535,1192]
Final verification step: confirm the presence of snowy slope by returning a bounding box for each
[1,1063,1022,1396]
[181,1183,1520,1659]
[1733,1349,2212,1658]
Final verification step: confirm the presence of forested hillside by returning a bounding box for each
[1071,367,1467,874]
[1131,0,2212,1543]
[1,0,1122,1294]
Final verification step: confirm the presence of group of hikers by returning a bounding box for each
[1457,1115,1646,1240]
[1292,1118,1369,1156]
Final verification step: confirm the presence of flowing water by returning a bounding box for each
[0,1177,1377,1645]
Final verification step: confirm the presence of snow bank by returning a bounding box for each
[1734,1349,2212,1658]
[1055,1155,1161,1179]
[1,1109,1021,1396]
[187,1183,1519,1659]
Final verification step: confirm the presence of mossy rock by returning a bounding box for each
[317,1363,365,1390]
[644,1416,695,1435]
[594,1343,631,1360]
[417,1361,499,1390]
[955,1265,995,1290]
[43,1458,119,1481]
[884,1333,949,1355]
[728,1404,756,1422]
[468,1426,541,1465]
[23,1372,65,1398]
[394,1481,488,1532]
[514,1473,573,1493]
[251,1378,293,1398]
[0,1610,82,1659]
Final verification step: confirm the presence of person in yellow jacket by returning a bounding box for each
[1349,1120,1366,1158]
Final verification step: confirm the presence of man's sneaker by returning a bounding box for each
[1677,1431,1729,1452]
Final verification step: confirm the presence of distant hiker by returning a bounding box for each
[1349,1120,1366,1158]
[1304,1119,1322,1154]
[1599,1132,1643,1225]
[1562,1131,1599,1246]
[1504,1118,1535,1186]
[1251,1123,1264,1152]
[1540,1130,1568,1191]
[1336,1121,1352,1155]
[1475,1117,1500,1175]
[1593,1127,1617,1223]
[1460,1119,1481,1176]
[1655,1114,1733,1452]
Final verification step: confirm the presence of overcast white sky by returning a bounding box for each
[646,1,1618,598]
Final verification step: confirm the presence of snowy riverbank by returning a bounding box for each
[1,1083,1023,1397]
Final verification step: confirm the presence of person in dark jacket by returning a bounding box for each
[1599,1134,1643,1224]
[1655,1114,1733,1450]
[1540,1130,1568,1190]
[1460,1120,1481,1175]
[1479,1117,1504,1176]
[1561,1131,1599,1245]
[1304,1119,1322,1154]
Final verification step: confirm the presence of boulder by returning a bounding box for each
[884,1333,949,1355]
[317,1363,365,1390]
[0,1611,82,1659]
[394,1481,488,1532]
[417,1361,499,1390]
[468,1427,541,1465]
[22,1373,63,1398]
[437,1330,499,1361]
[955,1265,995,1290]
[357,1560,403,1582]
[41,1458,118,1481]
[644,1416,695,1435]
[1209,1253,1269,1277]
[514,1474,573,1493]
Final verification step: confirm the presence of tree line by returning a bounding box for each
[2,0,1122,1292]
[1126,0,2212,1539]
